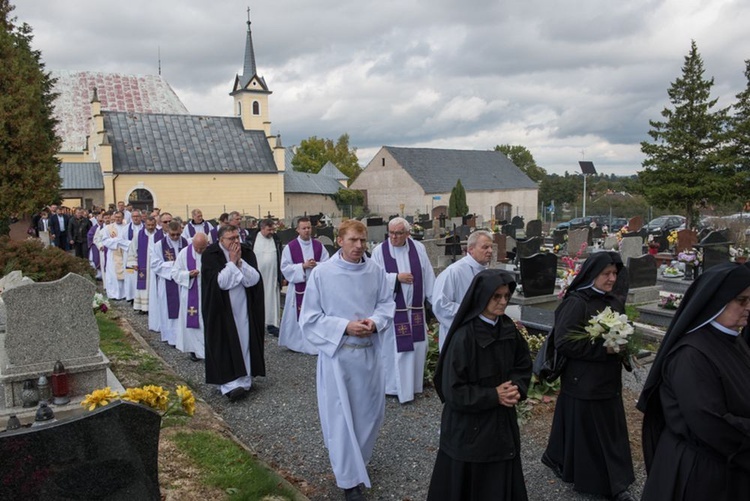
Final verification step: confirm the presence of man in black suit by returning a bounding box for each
[48,204,70,251]
[68,207,93,258]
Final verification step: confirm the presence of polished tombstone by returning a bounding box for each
[620,235,644,267]
[591,226,603,240]
[628,254,658,289]
[603,235,619,251]
[675,229,698,254]
[0,273,109,410]
[277,227,298,246]
[515,237,542,261]
[0,400,161,500]
[552,229,567,247]
[628,216,643,232]
[526,219,542,239]
[566,228,589,256]
[494,233,508,263]
[501,224,516,239]
[519,252,558,297]
[511,216,525,229]
[698,231,732,271]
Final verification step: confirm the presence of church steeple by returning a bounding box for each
[239,8,257,88]
[231,8,272,134]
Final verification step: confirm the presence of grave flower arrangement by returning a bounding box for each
[658,293,683,310]
[81,384,196,420]
[557,242,587,298]
[677,248,702,265]
[92,292,110,314]
[729,245,750,262]
[662,265,683,277]
[667,230,678,248]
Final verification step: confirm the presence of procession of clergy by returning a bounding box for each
[87,203,502,499]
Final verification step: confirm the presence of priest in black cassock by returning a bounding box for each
[541,251,635,501]
[638,262,750,500]
[201,224,266,402]
[427,269,531,501]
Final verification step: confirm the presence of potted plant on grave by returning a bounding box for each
[730,245,750,264]
[647,235,660,255]
[411,223,424,240]
[677,248,702,280]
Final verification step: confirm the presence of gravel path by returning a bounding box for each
[113,300,648,500]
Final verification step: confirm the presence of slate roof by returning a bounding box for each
[59,163,104,190]
[103,111,277,174]
[51,71,189,152]
[284,170,342,195]
[383,146,537,193]
[318,161,348,181]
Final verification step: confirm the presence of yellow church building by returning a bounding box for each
[55,16,286,222]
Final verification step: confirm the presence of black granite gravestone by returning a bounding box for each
[699,230,731,270]
[366,217,383,227]
[516,237,542,260]
[591,226,603,240]
[628,254,657,288]
[456,225,472,242]
[552,229,567,247]
[316,225,335,243]
[654,234,669,252]
[526,220,542,238]
[519,253,558,297]
[502,224,516,239]
[444,234,462,256]
[0,401,161,500]
[511,216,525,229]
[277,228,298,246]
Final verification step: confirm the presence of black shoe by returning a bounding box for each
[266,325,279,337]
[541,452,563,479]
[343,485,365,501]
[227,388,247,402]
[188,352,200,362]
[611,490,635,501]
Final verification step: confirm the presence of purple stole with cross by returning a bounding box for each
[287,238,323,319]
[162,237,187,320]
[136,229,152,290]
[185,244,200,328]
[127,223,142,241]
[381,239,425,352]
[187,221,210,238]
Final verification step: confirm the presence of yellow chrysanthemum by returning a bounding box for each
[81,387,120,411]
[120,387,149,404]
[142,385,170,411]
[176,385,196,416]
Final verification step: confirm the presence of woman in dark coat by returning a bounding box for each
[541,251,635,501]
[427,269,531,501]
[637,262,750,500]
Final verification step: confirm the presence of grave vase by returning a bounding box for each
[683,263,694,281]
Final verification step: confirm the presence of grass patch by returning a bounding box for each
[97,312,137,360]
[172,431,299,500]
[625,304,640,322]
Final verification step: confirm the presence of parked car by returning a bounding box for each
[609,218,628,232]
[645,215,686,235]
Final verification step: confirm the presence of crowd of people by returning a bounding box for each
[26,205,750,500]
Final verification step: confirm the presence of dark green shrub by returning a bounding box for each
[0,237,95,282]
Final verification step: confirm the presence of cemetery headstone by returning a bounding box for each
[628,216,643,232]
[567,228,589,256]
[501,224,516,239]
[511,216,525,229]
[443,234,462,257]
[0,400,161,499]
[516,237,542,261]
[404,215,414,224]
[603,235,619,251]
[526,219,542,238]
[456,225,471,243]
[628,254,658,288]
[366,217,383,227]
[277,228,298,246]
[620,235,644,266]
[653,234,669,252]
[316,225,335,243]
[519,253,558,297]
[552,229,567,247]
[699,231,731,270]
[675,229,698,254]
[591,226,603,240]
[494,233,508,262]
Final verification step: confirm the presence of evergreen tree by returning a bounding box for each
[638,40,728,228]
[448,179,468,217]
[494,144,547,183]
[291,133,361,182]
[0,0,61,235]
[726,59,750,205]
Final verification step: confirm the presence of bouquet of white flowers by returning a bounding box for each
[581,306,635,354]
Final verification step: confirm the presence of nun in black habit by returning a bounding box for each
[541,251,635,501]
[637,262,750,500]
[427,269,531,501]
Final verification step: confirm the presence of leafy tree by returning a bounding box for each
[638,40,729,228]
[331,188,364,210]
[494,144,547,183]
[0,0,61,235]
[538,172,581,207]
[726,59,750,204]
[291,133,361,182]
[448,179,468,217]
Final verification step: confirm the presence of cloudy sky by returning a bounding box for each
[13,0,750,176]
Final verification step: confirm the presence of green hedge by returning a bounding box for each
[0,237,96,282]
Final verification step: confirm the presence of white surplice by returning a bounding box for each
[150,238,184,346]
[217,243,260,394]
[123,223,142,301]
[181,220,215,244]
[278,237,330,354]
[432,254,487,350]
[254,233,280,328]
[172,245,204,358]
[126,229,159,314]
[370,239,435,403]
[299,252,395,490]
[101,223,130,300]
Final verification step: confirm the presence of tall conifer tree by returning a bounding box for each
[0,0,61,235]
[638,40,728,228]
[726,59,750,206]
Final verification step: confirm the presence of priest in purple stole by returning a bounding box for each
[150,221,187,346]
[371,217,436,404]
[181,208,216,244]
[173,233,209,361]
[126,216,161,315]
[278,217,330,354]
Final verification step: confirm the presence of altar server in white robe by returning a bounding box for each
[172,233,208,360]
[151,221,187,346]
[432,230,494,350]
[251,219,282,336]
[371,217,435,404]
[101,211,131,300]
[278,217,329,354]
[300,220,395,500]
[123,210,143,302]
[147,213,173,332]
[126,216,160,314]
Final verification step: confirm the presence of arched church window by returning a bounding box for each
[238,102,242,116]
[252,101,260,115]
[128,188,155,213]
[495,203,512,224]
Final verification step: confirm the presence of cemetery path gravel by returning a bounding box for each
[114,301,647,500]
